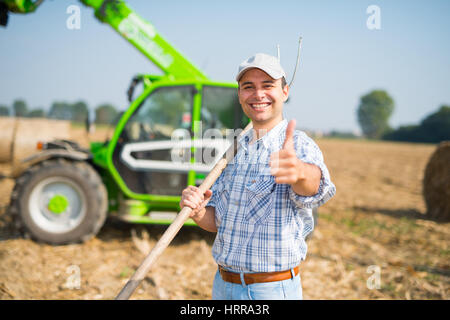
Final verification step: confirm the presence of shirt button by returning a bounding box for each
[251,180,256,183]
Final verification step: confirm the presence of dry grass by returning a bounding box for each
[0,136,448,300]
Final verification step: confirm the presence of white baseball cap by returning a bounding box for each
[236,53,286,82]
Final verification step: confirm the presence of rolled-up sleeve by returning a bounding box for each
[288,132,336,209]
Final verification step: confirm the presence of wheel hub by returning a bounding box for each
[47,194,69,215]
[28,176,86,234]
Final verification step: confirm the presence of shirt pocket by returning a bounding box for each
[244,174,276,224]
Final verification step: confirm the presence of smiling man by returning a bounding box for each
[180,53,336,300]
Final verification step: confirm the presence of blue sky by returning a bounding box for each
[1,0,449,133]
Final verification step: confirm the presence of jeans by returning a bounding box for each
[212,268,303,300]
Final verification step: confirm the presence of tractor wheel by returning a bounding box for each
[9,158,108,244]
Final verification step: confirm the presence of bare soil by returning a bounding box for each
[0,131,448,300]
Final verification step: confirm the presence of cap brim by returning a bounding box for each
[236,66,284,82]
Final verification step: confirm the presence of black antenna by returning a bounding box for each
[288,36,303,88]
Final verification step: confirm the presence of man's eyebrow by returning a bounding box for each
[240,80,275,86]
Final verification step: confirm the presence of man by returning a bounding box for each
[180,53,336,299]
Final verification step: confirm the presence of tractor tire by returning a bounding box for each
[9,158,108,245]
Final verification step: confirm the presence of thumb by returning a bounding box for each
[282,119,296,150]
[204,189,213,200]
[200,189,213,209]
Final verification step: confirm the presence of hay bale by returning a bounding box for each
[11,118,73,168]
[423,141,450,221]
[0,117,16,162]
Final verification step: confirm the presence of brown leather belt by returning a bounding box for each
[219,265,299,285]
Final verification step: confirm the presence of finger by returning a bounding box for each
[271,149,295,161]
[183,186,196,198]
[282,119,296,150]
[188,185,202,194]
[188,187,204,200]
[191,186,204,197]
[274,176,297,184]
[199,198,209,209]
[277,157,298,168]
[270,156,297,170]
[181,199,198,210]
[189,193,203,206]
[270,167,293,177]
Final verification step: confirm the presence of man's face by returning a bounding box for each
[238,68,289,130]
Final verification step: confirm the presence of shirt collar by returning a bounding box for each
[238,119,288,151]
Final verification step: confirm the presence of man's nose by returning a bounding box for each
[254,88,266,100]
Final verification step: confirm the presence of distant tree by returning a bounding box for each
[327,130,360,139]
[95,104,118,124]
[0,105,10,116]
[71,101,89,123]
[383,125,423,142]
[28,108,46,118]
[48,101,89,123]
[383,105,450,143]
[420,105,450,142]
[357,90,394,139]
[13,99,28,117]
[48,101,72,120]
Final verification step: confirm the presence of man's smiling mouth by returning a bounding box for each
[250,102,271,110]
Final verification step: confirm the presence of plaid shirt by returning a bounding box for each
[207,119,336,273]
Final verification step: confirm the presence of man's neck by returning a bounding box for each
[251,118,284,140]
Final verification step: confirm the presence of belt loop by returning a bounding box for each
[290,268,295,280]
[239,272,247,287]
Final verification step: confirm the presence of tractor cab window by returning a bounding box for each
[114,86,194,196]
[122,86,193,143]
[201,86,247,134]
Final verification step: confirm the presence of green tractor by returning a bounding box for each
[2,0,248,244]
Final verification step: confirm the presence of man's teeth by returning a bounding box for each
[251,103,270,109]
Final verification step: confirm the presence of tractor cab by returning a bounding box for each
[94,76,248,224]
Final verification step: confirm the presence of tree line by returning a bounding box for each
[1,94,448,144]
[357,90,449,143]
[0,99,120,125]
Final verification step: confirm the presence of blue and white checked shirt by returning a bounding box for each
[207,119,336,273]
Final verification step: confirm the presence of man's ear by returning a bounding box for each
[283,84,290,102]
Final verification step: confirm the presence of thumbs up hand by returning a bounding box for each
[269,119,306,185]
